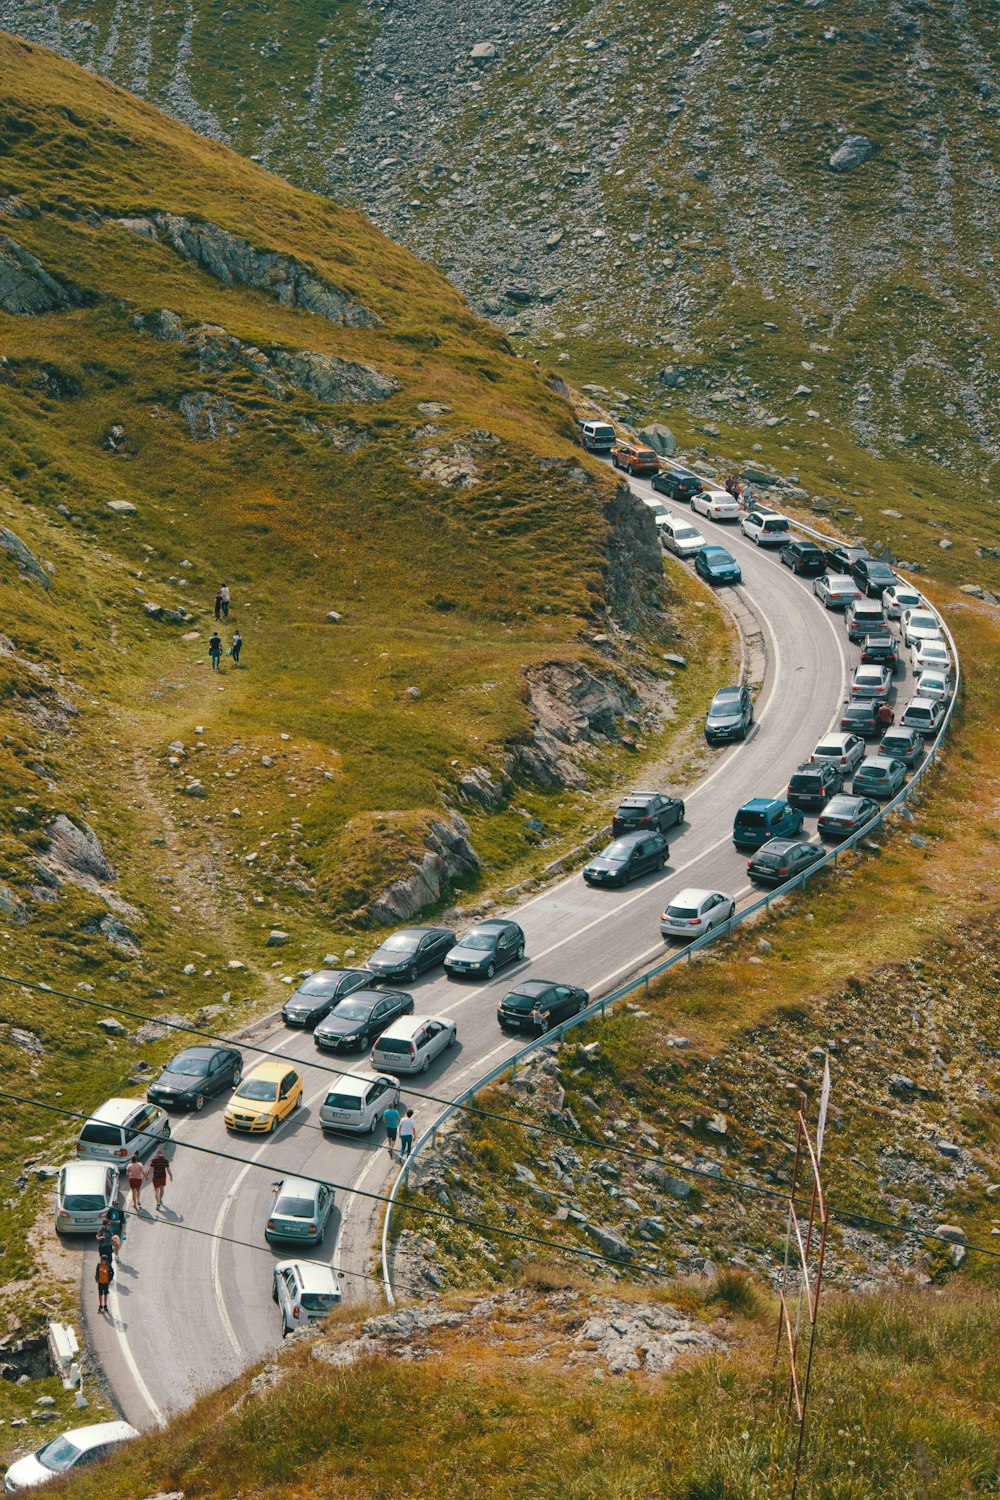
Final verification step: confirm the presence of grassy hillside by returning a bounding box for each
[38,1278,1000,1498]
[4,0,998,585]
[0,29,727,1364]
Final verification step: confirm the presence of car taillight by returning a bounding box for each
[639,816,651,825]
[410,1043,417,1059]
[267,1219,276,1231]
[747,860,753,869]
[116,1147,128,1158]
[777,866,789,876]
[308,1224,317,1234]
[688,919,701,926]
[293,1305,300,1319]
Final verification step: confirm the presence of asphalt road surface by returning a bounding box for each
[81,479,923,1427]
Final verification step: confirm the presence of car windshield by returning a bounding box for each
[380,934,419,952]
[789,774,820,789]
[708,697,740,717]
[824,798,857,816]
[324,1091,362,1108]
[601,840,633,861]
[275,1195,315,1218]
[167,1054,210,1077]
[374,1037,411,1054]
[36,1435,83,1473]
[459,933,496,950]
[813,743,840,757]
[675,527,700,540]
[334,1000,376,1022]
[301,1291,339,1311]
[862,767,889,778]
[706,550,733,563]
[79,1122,122,1145]
[754,852,784,867]
[63,1191,108,1211]
[236,1078,277,1102]
[297,974,342,996]
[667,905,699,919]
[910,613,937,629]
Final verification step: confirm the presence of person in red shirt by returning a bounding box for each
[125,1152,144,1211]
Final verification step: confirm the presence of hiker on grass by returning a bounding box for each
[229,629,242,666]
[214,590,224,621]
[209,632,223,671]
[219,583,230,619]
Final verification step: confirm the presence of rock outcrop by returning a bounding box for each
[0,526,50,589]
[368,815,479,924]
[515,660,645,791]
[119,213,380,328]
[829,134,876,173]
[0,235,86,314]
[177,391,241,440]
[42,815,115,884]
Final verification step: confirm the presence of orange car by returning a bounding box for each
[611,440,660,476]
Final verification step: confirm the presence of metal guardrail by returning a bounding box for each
[380,524,960,1303]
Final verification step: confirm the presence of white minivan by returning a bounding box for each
[580,420,616,452]
[75,1098,170,1165]
[371,1014,457,1075]
[318,1072,400,1134]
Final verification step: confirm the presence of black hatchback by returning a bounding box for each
[786,761,843,811]
[497,980,589,1035]
[612,791,685,836]
[651,471,702,502]
[147,1045,243,1111]
[860,631,899,669]
[852,558,899,597]
[779,539,826,576]
[282,968,371,1028]
[314,988,414,1053]
[444,920,525,979]
[365,926,456,985]
[825,543,872,574]
[583,831,669,887]
[839,698,883,737]
[747,839,823,886]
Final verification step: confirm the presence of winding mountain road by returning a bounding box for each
[83,479,916,1428]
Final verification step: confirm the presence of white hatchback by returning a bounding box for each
[54,1162,118,1236]
[901,607,943,649]
[273,1260,341,1337]
[660,888,736,940]
[318,1071,400,1134]
[882,583,924,619]
[911,638,951,673]
[809,732,866,776]
[4,1422,138,1491]
[371,1014,457,1075]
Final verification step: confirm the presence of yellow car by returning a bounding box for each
[224,1060,302,1134]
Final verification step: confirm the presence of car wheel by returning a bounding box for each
[447,1027,457,1047]
[515,942,525,961]
[272,1281,279,1305]
[728,901,737,920]
[407,964,419,985]
[368,1113,377,1134]
[162,1122,171,1139]
[420,1055,430,1074]
[232,1064,242,1086]
[485,962,495,979]
[270,1115,279,1134]
[194,1093,205,1113]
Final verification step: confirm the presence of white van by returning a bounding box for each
[580,420,616,452]
[371,1014,457,1075]
[75,1098,170,1164]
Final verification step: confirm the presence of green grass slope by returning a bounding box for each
[4,0,998,584]
[0,30,720,1352]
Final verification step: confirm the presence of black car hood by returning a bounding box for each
[707,714,744,729]
[316,1014,370,1036]
[152,1068,202,1092]
[366,953,410,971]
[585,856,626,875]
[447,943,492,960]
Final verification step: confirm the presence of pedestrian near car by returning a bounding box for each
[101,1203,126,1261]
[219,583,230,619]
[145,1147,172,1210]
[383,1102,400,1156]
[229,629,242,666]
[209,631,223,671]
[398,1109,415,1160]
[95,1253,114,1313]
[95,1228,114,1267]
[125,1152,145,1211]
[877,701,894,727]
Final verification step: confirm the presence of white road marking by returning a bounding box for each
[107,1277,167,1428]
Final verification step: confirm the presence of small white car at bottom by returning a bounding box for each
[660,888,736,941]
[371,1014,457,1075]
[272,1259,342,1336]
[3,1422,138,1491]
[318,1071,400,1134]
[54,1161,118,1236]
[660,514,707,558]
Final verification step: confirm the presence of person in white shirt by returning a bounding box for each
[398,1109,416,1159]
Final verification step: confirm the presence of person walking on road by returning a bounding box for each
[95,1227,115,1268]
[101,1202,126,1261]
[209,631,223,671]
[145,1147,172,1210]
[229,629,242,666]
[383,1102,400,1156]
[125,1152,145,1211]
[398,1109,415,1160]
[95,1253,114,1313]
[219,583,230,619]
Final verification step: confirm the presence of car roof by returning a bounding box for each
[276,1259,340,1292]
[324,1069,389,1095]
[61,1160,113,1187]
[860,756,895,768]
[274,1175,326,1198]
[60,1421,138,1448]
[603,831,648,848]
[376,1014,448,1040]
[757,839,799,853]
[825,794,867,810]
[740,797,781,811]
[294,969,351,984]
[854,664,888,675]
[669,887,720,905]
[84,1097,147,1126]
[617,792,663,805]
[907,696,938,708]
[702,545,733,557]
[712,685,744,700]
[243,1059,298,1083]
[816,732,855,747]
[170,1045,228,1061]
[509,980,557,997]
[826,573,856,585]
[462,919,515,936]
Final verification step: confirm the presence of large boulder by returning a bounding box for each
[829,134,875,173]
[44,814,115,883]
[271,349,400,404]
[638,423,677,457]
[0,235,86,314]
[0,526,50,589]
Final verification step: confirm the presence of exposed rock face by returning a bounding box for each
[84,913,141,956]
[0,526,50,589]
[43,815,115,883]
[602,481,664,631]
[368,814,480,924]
[0,235,85,314]
[120,213,380,327]
[270,348,400,403]
[178,391,241,440]
[571,1302,725,1373]
[515,660,646,790]
[637,423,677,457]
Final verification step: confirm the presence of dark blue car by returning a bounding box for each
[695,545,742,586]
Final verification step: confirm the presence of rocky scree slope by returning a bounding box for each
[0,31,684,1358]
[5,0,998,569]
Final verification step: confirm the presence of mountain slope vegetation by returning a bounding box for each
[4,0,998,583]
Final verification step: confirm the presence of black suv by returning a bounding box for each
[839,699,883,738]
[825,543,872,575]
[747,839,823,886]
[651,471,702,502]
[612,792,685,836]
[497,980,589,1035]
[779,539,826,577]
[860,632,899,669]
[851,558,898,598]
[705,684,754,743]
[786,761,843,811]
